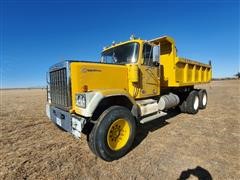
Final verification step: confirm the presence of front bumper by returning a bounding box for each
[46,104,86,138]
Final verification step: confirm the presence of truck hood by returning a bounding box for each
[70,61,129,107]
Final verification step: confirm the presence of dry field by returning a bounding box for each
[0,80,239,179]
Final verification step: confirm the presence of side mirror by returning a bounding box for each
[152,45,160,66]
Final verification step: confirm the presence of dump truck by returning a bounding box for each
[46,36,212,161]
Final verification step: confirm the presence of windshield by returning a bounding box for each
[101,42,139,64]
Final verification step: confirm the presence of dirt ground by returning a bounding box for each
[0,80,239,180]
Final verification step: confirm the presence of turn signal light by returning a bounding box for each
[82,85,88,92]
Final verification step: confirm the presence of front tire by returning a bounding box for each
[88,106,136,161]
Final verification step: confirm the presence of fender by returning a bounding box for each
[74,89,138,118]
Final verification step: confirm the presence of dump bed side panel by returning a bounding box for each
[175,58,212,86]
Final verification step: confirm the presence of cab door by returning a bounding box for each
[138,43,160,98]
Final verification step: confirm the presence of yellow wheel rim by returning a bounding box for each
[107,119,130,151]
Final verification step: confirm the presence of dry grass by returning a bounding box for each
[0,80,239,179]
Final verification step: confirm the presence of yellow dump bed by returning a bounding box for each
[150,36,212,87]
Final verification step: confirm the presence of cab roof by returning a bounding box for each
[102,35,175,52]
[102,39,143,52]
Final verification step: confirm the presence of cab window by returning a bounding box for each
[143,43,153,66]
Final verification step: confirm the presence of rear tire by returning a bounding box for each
[88,106,136,161]
[198,89,208,109]
[186,90,200,114]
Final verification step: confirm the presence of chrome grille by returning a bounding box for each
[49,68,70,108]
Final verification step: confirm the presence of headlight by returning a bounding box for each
[76,94,86,108]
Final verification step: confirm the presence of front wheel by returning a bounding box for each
[88,106,136,161]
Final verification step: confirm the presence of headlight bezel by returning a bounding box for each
[76,94,86,108]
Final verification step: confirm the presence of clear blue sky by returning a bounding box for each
[1,0,239,88]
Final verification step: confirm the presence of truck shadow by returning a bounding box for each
[178,166,212,180]
[131,108,181,150]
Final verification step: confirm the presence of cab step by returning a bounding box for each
[140,111,167,124]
